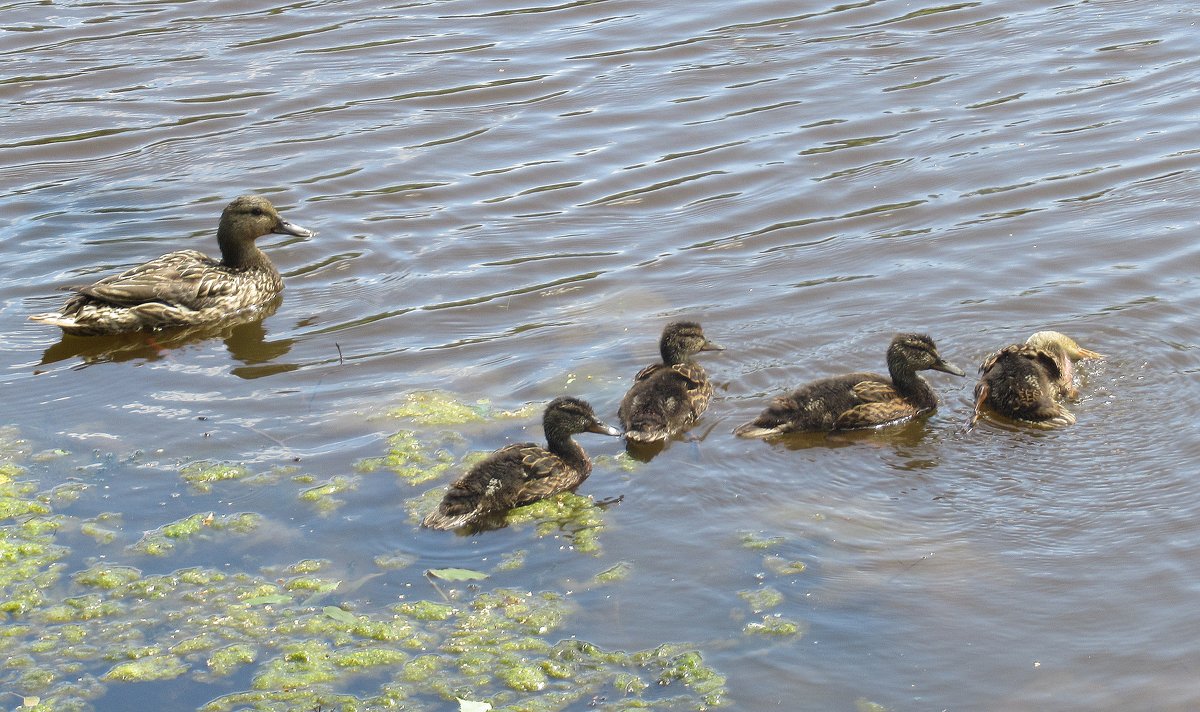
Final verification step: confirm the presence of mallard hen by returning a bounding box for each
[29,195,312,336]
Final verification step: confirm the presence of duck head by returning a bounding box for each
[544,396,622,438]
[660,321,724,364]
[217,195,313,266]
[889,333,965,376]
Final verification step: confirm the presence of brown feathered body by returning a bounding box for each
[29,195,313,336]
[422,397,620,530]
[734,333,965,437]
[619,321,723,442]
[972,331,1103,427]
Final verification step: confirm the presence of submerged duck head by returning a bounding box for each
[888,333,966,376]
[660,321,724,365]
[218,195,314,266]
[544,396,622,439]
[1024,331,1103,362]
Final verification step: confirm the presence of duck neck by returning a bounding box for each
[887,352,937,410]
[218,228,273,273]
[545,426,591,475]
[660,342,689,366]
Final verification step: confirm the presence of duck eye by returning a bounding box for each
[251,208,264,217]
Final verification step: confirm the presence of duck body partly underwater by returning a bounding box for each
[618,321,723,443]
[29,195,313,336]
[734,333,964,437]
[422,396,621,531]
[971,330,1102,427]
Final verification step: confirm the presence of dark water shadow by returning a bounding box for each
[765,415,937,451]
[622,420,721,462]
[34,297,296,378]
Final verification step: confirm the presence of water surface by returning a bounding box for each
[2,0,1199,709]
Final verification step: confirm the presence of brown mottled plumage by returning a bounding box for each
[618,321,724,443]
[734,333,965,438]
[971,331,1103,428]
[29,195,313,336]
[422,397,621,531]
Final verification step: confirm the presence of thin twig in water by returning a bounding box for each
[335,342,344,365]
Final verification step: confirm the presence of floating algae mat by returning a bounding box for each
[0,411,724,711]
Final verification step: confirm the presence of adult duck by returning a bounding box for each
[734,333,964,437]
[422,396,621,530]
[618,321,724,443]
[971,331,1103,427]
[29,195,312,336]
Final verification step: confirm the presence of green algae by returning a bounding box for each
[495,548,527,572]
[743,614,804,637]
[299,475,357,513]
[358,429,458,484]
[397,600,455,621]
[592,561,632,585]
[373,551,416,570]
[763,555,807,576]
[739,531,785,550]
[180,462,251,493]
[103,654,187,682]
[207,643,257,677]
[505,493,608,555]
[79,513,121,545]
[387,391,537,426]
[73,565,141,590]
[737,586,784,613]
[129,512,262,557]
[0,425,727,712]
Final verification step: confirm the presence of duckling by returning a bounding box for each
[29,195,313,336]
[734,333,965,437]
[971,331,1103,428]
[422,396,621,530]
[618,321,724,443]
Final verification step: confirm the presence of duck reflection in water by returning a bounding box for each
[36,296,297,378]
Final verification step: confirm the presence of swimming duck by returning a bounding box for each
[618,321,724,443]
[28,195,313,336]
[422,396,621,530]
[970,331,1103,427]
[733,333,965,437]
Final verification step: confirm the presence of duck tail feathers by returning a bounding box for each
[732,422,779,439]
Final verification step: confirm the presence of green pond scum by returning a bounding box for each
[0,420,727,711]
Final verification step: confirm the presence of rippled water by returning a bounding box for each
[3,0,1200,709]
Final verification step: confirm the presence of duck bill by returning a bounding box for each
[933,359,966,377]
[1073,347,1103,360]
[700,341,725,352]
[588,421,623,437]
[274,219,315,238]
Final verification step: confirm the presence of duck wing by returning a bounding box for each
[69,250,230,309]
[834,375,920,429]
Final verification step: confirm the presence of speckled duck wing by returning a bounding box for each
[68,250,231,310]
[423,443,537,529]
[422,443,583,530]
[833,375,922,429]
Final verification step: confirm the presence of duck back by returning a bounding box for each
[619,362,712,442]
